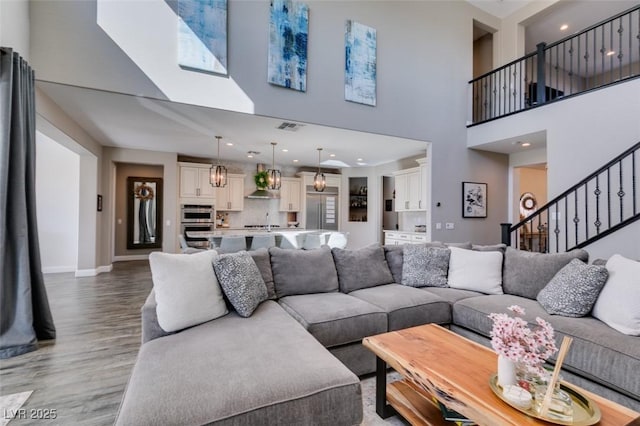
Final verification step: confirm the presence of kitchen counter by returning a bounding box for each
[186,229,331,250]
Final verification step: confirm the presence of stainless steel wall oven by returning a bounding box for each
[180,205,214,248]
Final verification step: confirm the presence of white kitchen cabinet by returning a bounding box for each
[280,178,301,212]
[216,174,245,211]
[384,231,429,245]
[179,162,216,202]
[393,161,427,212]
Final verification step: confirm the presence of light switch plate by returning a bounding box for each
[445,223,454,230]
[435,222,442,230]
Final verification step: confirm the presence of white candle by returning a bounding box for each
[503,385,533,410]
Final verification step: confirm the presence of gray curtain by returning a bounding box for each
[0,47,56,359]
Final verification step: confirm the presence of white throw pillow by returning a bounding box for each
[592,254,640,335]
[149,250,228,332]
[447,246,504,294]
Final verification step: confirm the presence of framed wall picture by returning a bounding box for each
[462,182,487,218]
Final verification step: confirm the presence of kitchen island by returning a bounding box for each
[186,229,345,250]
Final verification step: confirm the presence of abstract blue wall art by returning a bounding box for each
[268,0,309,92]
[345,20,377,106]
[178,0,228,75]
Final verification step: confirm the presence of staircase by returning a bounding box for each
[502,141,640,253]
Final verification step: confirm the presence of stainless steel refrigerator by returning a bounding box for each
[306,186,339,230]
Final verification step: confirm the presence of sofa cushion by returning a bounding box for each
[447,247,503,294]
[331,244,394,292]
[278,293,387,348]
[384,245,404,283]
[502,248,589,299]
[472,243,507,253]
[270,246,339,298]
[213,251,268,318]
[422,287,484,304]
[446,242,472,249]
[249,248,276,300]
[349,284,451,331]
[149,250,228,332]
[115,301,362,426]
[537,259,608,317]
[592,254,640,335]
[401,245,450,288]
[452,295,640,400]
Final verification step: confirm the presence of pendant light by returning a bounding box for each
[313,147,326,192]
[267,142,281,190]
[210,136,227,187]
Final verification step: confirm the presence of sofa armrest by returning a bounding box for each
[141,290,174,344]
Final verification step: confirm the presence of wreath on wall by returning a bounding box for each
[254,171,269,190]
[134,183,155,201]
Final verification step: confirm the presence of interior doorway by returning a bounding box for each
[512,164,548,223]
[473,20,495,79]
[382,176,398,231]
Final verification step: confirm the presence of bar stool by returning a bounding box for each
[327,232,348,249]
[302,233,327,250]
[219,235,247,253]
[249,234,276,251]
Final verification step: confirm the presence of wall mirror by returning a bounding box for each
[127,177,163,249]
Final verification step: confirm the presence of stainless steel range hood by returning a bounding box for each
[246,164,280,199]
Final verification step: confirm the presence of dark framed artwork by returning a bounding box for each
[127,177,163,249]
[462,182,487,218]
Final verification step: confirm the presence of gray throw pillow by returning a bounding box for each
[332,244,394,293]
[249,248,276,300]
[384,245,404,283]
[502,247,589,299]
[213,251,268,318]
[401,245,451,288]
[537,259,609,317]
[445,242,472,249]
[269,246,339,298]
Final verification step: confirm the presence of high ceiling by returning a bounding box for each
[37,81,428,168]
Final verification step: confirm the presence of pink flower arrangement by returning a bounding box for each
[488,305,558,375]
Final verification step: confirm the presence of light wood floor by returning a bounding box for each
[0,261,152,425]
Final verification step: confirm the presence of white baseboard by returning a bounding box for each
[75,264,113,277]
[113,255,149,262]
[42,266,75,274]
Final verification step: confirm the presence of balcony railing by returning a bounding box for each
[469,5,640,126]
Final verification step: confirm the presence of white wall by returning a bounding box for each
[36,132,80,273]
[0,0,30,60]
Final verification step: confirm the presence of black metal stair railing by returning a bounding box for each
[470,5,640,125]
[501,141,640,253]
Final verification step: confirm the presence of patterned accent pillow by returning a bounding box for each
[537,258,609,317]
[401,245,451,288]
[213,251,268,318]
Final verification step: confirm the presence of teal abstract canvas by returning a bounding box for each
[345,20,377,106]
[178,0,228,75]
[268,0,309,92]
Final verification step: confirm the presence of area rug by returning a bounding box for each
[361,372,409,425]
[0,391,32,426]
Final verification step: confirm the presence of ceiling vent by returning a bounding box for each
[276,122,304,132]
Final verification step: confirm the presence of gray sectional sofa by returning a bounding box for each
[115,243,640,425]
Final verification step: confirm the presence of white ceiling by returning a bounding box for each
[37,82,428,169]
[468,0,533,19]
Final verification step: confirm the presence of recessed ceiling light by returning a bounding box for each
[329,153,336,157]
[560,24,569,31]
[293,159,299,163]
[226,142,233,146]
[356,162,367,166]
[282,148,288,152]
[521,142,531,147]
[247,154,253,158]
[357,158,363,161]
[607,50,616,56]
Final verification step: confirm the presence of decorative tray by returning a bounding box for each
[489,374,601,426]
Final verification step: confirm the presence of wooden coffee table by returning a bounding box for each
[362,324,640,426]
